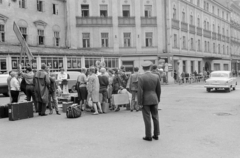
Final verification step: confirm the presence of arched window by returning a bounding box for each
[190,13,193,25]
[197,16,200,27]
[173,5,177,19]
[182,9,185,22]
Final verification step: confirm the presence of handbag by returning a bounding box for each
[20,78,26,93]
[88,98,93,107]
[66,104,82,118]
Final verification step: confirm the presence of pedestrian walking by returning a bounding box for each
[33,64,50,116]
[98,68,109,113]
[76,68,88,111]
[87,67,103,115]
[48,74,61,115]
[138,61,161,141]
[21,67,38,112]
[7,71,13,103]
[129,67,139,112]
[10,72,20,103]
[151,64,161,81]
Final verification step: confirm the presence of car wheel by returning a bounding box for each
[225,88,231,92]
[3,93,9,97]
[206,88,211,92]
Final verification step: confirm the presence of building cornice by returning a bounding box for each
[0,14,8,22]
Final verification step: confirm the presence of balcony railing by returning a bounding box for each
[203,29,211,38]
[172,19,180,30]
[76,16,113,27]
[118,17,135,27]
[181,22,188,32]
[212,32,216,40]
[218,34,221,41]
[189,24,195,34]
[141,17,157,27]
[197,27,202,36]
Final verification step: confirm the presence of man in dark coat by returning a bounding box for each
[33,64,50,116]
[138,61,161,141]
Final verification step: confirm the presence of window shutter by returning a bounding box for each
[37,0,39,11]
[42,1,45,12]
[56,4,59,15]
[25,0,27,9]
[19,0,22,8]
[53,37,55,46]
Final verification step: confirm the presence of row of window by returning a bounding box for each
[82,32,153,48]
[0,24,60,46]
[0,23,154,48]
[187,0,229,21]
[173,34,229,54]
[0,0,59,15]
[173,8,229,35]
[81,4,153,17]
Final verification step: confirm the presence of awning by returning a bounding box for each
[203,56,223,60]
[0,45,120,57]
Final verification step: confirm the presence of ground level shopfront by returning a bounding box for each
[0,45,159,74]
[0,45,121,73]
[159,53,231,76]
[231,55,240,76]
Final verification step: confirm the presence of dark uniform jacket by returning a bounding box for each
[33,70,50,102]
[137,71,161,106]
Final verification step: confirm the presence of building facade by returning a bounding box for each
[0,0,166,73]
[0,0,67,73]
[229,0,240,75]
[66,0,165,72]
[166,0,231,75]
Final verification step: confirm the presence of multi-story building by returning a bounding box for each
[166,0,231,75]
[0,0,166,73]
[228,0,240,74]
[66,0,165,72]
[0,0,67,73]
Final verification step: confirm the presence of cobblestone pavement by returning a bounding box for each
[0,80,240,158]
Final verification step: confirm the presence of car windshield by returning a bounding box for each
[211,73,229,78]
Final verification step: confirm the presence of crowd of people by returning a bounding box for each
[6,61,162,141]
[6,63,164,116]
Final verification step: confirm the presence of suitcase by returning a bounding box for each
[0,105,9,119]
[8,102,34,121]
[112,94,130,106]
[62,102,73,113]
[101,103,109,113]
[71,96,80,104]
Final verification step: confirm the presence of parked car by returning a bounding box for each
[0,74,9,97]
[51,71,81,93]
[204,71,237,92]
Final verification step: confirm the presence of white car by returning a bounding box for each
[204,71,237,92]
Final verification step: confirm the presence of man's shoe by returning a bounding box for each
[41,114,48,116]
[152,136,159,140]
[56,111,61,115]
[143,137,152,141]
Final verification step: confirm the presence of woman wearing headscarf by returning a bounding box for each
[87,67,103,115]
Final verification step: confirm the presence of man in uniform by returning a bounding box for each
[138,61,161,141]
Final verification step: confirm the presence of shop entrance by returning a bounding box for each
[204,62,211,72]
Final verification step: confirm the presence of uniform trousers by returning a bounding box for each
[48,92,59,112]
[142,104,160,138]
